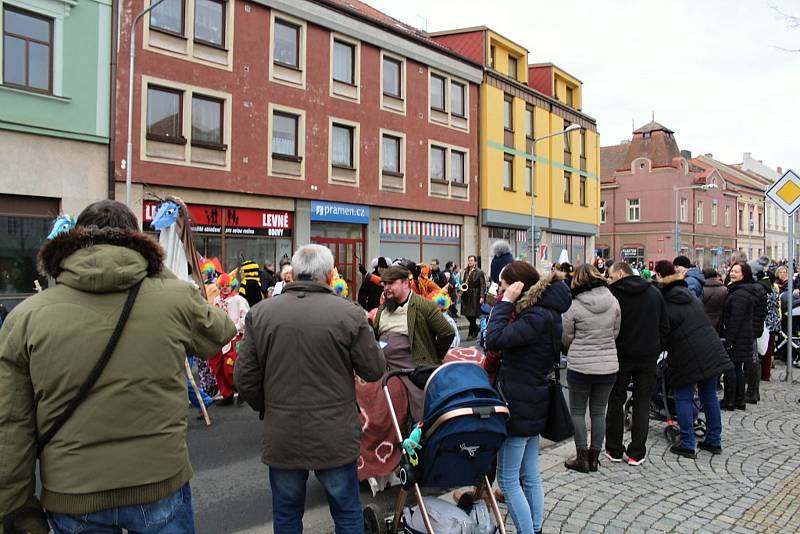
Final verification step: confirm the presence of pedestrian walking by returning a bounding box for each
[721,262,758,410]
[653,261,732,459]
[702,267,728,333]
[235,244,385,534]
[605,261,669,466]
[461,255,487,339]
[373,265,455,421]
[562,264,621,473]
[485,262,571,534]
[0,200,235,534]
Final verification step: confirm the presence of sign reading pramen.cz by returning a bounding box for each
[310,200,370,224]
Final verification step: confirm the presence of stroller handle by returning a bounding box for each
[383,365,438,389]
[382,368,415,388]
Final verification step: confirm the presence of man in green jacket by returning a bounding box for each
[0,200,235,534]
[374,265,455,421]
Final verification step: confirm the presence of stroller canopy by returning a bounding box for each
[423,362,505,427]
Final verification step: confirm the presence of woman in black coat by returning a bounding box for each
[720,261,756,411]
[654,261,732,458]
[485,262,571,534]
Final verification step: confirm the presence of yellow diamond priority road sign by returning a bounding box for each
[766,169,800,215]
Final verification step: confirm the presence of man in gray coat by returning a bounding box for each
[235,244,386,533]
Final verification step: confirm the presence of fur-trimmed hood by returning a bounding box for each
[38,227,164,292]
[659,273,692,304]
[516,270,571,314]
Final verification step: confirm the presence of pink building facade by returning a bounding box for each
[599,122,737,268]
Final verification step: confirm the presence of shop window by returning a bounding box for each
[194,0,225,47]
[150,0,185,36]
[147,86,184,143]
[3,5,53,93]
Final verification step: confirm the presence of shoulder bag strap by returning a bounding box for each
[37,280,143,456]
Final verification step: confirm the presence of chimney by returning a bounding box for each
[680,149,692,160]
[704,153,713,158]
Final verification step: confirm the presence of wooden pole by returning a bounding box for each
[185,359,211,426]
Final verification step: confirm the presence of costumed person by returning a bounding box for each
[433,290,460,348]
[358,257,387,311]
[373,265,454,422]
[239,260,263,307]
[461,254,487,340]
[210,273,250,405]
[198,258,224,396]
[330,267,349,298]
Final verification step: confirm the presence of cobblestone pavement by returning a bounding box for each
[496,369,800,533]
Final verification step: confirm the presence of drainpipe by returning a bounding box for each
[107,0,120,200]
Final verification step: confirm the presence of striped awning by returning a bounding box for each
[380,219,461,239]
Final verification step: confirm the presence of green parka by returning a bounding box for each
[0,227,235,533]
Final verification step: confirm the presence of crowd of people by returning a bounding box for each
[1,199,798,534]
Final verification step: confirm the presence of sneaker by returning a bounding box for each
[605,451,624,463]
[626,456,646,466]
[698,441,722,455]
[669,444,697,459]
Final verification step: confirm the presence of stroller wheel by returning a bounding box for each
[664,425,680,445]
[363,504,387,534]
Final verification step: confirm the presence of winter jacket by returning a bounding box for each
[485,272,571,437]
[374,291,455,365]
[0,228,236,529]
[659,275,733,388]
[608,275,670,362]
[460,267,486,317]
[562,280,621,375]
[684,267,705,299]
[490,252,514,284]
[721,281,756,363]
[750,281,768,338]
[235,281,386,470]
[702,278,728,333]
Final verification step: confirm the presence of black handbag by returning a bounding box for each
[541,309,574,442]
[542,369,574,442]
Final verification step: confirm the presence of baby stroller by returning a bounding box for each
[625,352,706,444]
[364,361,510,534]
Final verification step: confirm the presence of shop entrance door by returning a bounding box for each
[311,237,363,300]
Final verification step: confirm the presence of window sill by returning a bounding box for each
[274,60,302,72]
[150,26,187,40]
[430,105,447,113]
[191,140,228,151]
[382,91,403,99]
[452,112,467,119]
[431,178,449,185]
[332,163,356,171]
[0,84,70,102]
[451,182,468,189]
[147,133,187,145]
[194,39,228,52]
[272,153,303,163]
[504,187,515,192]
[382,170,404,177]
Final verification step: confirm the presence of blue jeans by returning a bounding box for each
[674,375,722,450]
[496,436,543,534]
[47,483,194,533]
[269,461,362,534]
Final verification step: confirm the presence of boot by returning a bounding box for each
[588,449,600,472]
[564,448,590,473]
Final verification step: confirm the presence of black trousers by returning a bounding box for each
[466,315,479,337]
[605,358,658,461]
[723,362,746,406]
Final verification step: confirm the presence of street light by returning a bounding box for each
[674,183,718,256]
[125,0,167,208]
[529,122,582,264]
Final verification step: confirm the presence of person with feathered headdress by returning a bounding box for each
[209,273,250,405]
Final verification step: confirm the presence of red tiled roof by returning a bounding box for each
[692,158,763,193]
[600,144,628,183]
[623,124,681,170]
[430,31,485,65]
[527,65,553,96]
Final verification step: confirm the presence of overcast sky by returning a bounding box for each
[368,0,798,173]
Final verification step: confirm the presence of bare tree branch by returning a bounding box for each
[770,3,800,28]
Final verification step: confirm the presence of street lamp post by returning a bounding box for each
[529,123,581,264]
[673,183,718,256]
[125,0,167,208]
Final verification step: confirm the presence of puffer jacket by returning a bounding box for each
[659,275,732,388]
[702,278,728,333]
[0,227,236,531]
[684,267,705,299]
[562,279,620,375]
[485,271,572,437]
[721,281,756,363]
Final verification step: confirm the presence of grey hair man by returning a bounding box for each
[235,244,385,533]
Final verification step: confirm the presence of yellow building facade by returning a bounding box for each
[432,28,600,266]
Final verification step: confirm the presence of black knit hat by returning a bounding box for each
[672,255,692,269]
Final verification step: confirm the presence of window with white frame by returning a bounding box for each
[273,19,300,68]
[332,39,355,85]
[525,160,532,196]
[627,198,640,222]
[725,206,731,227]
[430,145,446,182]
[696,201,703,224]
[711,201,718,226]
[600,200,606,223]
[680,198,688,222]
[382,55,402,97]
[451,82,466,117]
[382,134,401,174]
[331,124,354,168]
[450,150,466,185]
[3,5,53,94]
[428,143,469,198]
[428,71,469,129]
[430,73,446,111]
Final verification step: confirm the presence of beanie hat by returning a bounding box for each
[672,255,692,269]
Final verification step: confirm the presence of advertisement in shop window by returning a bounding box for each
[143,202,292,237]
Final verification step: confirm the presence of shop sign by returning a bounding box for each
[621,247,642,257]
[143,201,222,234]
[311,200,370,224]
[224,207,293,237]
